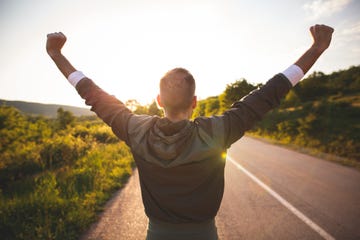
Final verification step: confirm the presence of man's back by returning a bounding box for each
[130,117,226,223]
[74,73,293,224]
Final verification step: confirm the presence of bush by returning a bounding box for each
[250,100,360,162]
[40,134,89,169]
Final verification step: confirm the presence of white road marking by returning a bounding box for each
[227,155,336,240]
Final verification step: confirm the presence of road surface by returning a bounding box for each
[80,136,360,240]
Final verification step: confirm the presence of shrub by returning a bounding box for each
[39,134,89,169]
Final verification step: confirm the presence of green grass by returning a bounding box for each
[247,133,360,171]
[0,142,134,240]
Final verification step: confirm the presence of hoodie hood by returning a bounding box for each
[128,115,224,168]
[148,118,193,160]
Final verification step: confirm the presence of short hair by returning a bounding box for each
[159,68,196,116]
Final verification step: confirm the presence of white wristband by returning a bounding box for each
[282,65,304,86]
[68,71,86,87]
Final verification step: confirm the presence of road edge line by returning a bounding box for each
[227,155,336,240]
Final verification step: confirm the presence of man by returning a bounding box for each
[46,24,333,240]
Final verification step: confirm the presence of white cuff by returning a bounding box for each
[282,65,304,86]
[68,71,86,87]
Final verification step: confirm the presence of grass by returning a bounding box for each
[246,133,360,172]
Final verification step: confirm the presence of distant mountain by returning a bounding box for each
[0,99,94,118]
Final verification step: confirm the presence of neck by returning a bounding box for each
[164,110,192,123]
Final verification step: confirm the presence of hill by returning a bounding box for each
[192,65,360,164]
[0,99,94,118]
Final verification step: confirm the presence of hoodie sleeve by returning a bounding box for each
[75,78,133,144]
[221,73,292,148]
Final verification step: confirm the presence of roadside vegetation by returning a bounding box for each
[0,107,134,239]
[192,66,360,167]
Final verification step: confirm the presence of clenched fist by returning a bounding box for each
[310,24,334,53]
[46,32,67,58]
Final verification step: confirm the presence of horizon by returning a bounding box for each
[1,0,359,108]
[1,64,359,109]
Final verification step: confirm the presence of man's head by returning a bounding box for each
[157,68,196,120]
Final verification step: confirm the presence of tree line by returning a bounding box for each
[192,66,360,163]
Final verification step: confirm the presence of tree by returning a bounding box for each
[219,79,257,111]
[293,71,328,101]
[192,100,206,118]
[281,89,301,108]
[55,108,75,130]
[205,97,220,116]
[148,101,163,117]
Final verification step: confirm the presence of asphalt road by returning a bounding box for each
[80,136,360,240]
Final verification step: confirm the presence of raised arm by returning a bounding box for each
[294,24,334,74]
[46,32,76,78]
[220,24,334,147]
[46,32,133,144]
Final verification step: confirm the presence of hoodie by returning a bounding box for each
[75,73,292,223]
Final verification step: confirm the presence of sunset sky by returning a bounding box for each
[0,0,359,107]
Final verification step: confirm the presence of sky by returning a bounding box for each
[0,0,359,108]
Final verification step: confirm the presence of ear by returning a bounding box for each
[156,94,164,108]
[191,96,197,109]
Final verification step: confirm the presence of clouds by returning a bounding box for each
[303,0,360,59]
[341,21,360,38]
[303,0,352,19]
[337,21,360,54]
